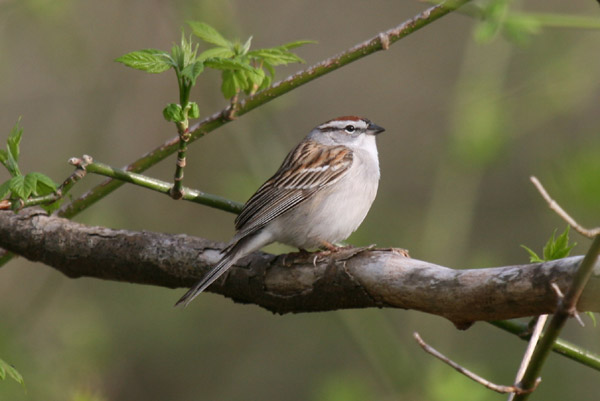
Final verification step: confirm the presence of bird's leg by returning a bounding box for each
[320,241,340,252]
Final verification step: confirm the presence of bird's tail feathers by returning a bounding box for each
[174,251,237,307]
[175,230,273,307]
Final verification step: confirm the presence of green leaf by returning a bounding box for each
[7,118,23,164]
[24,173,38,196]
[0,180,11,199]
[244,67,265,94]
[197,47,235,61]
[0,149,7,168]
[0,357,24,386]
[41,198,63,214]
[234,69,249,91]
[187,102,200,119]
[240,36,253,55]
[28,172,57,196]
[248,48,305,66]
[262,60,276,78]
[181,61,204,84]
[220,70,244,99]
[187,21,230,48]
[258,74,272,91]
[115,49,172,73]
[162,103,185,123]
[0,148,19,177]
[9,175,34,199]
[520,245,543,263]
[178,34,198,68]
[523,226,577,263]
[281,40,316,50]
[543,226,576,261]
[204,57,254,72]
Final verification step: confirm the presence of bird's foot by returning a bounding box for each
[282,248,312,267]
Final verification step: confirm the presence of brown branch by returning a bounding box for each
[1,209,599,326]
[530,176,600,238]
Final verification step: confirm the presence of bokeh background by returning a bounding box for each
[1,1,599,400]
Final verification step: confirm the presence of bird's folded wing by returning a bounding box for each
[233,140,353,238]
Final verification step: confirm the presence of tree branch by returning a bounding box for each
[1,209,599,328]
[57,0,472,219]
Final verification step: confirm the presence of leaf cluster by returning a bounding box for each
[115,21,313,103]
[521,226,577,263]
[0,357,24,386]
[189,21,314,98]
[0,119,58,210]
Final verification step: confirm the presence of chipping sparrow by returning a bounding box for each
[176,116,384,306]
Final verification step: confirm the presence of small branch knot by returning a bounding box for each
[378,32,390,50]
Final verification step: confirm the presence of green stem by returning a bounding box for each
[490,320,600,372]
[170,125,189,200]
[513,235,600,400]
[170,71,192,199]
[84,158,242,214]
[16,193,60,209]
[58,0,471,219]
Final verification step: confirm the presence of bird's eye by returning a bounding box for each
[344,125,356,133]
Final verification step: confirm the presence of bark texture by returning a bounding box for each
[1,209,598,327]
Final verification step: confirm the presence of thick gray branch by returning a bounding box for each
[1,209,598,327]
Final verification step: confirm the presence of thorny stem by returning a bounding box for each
[513,235,600,400]
[508,178,600,399]
[507,315,548,401]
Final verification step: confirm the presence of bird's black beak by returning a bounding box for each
[367,121,385,135]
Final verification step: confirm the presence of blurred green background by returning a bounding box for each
[1,1,599,400]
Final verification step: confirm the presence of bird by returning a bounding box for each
[175,116,385,306]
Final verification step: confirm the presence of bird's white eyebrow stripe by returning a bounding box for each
[319,119,368,131]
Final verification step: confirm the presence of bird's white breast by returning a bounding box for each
[268,135,380,249]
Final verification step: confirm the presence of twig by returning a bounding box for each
[530,176,600,238]
[413,332,539,395]
[507,315,547,401]
[74,155,243,214]
[0,156,89,211]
